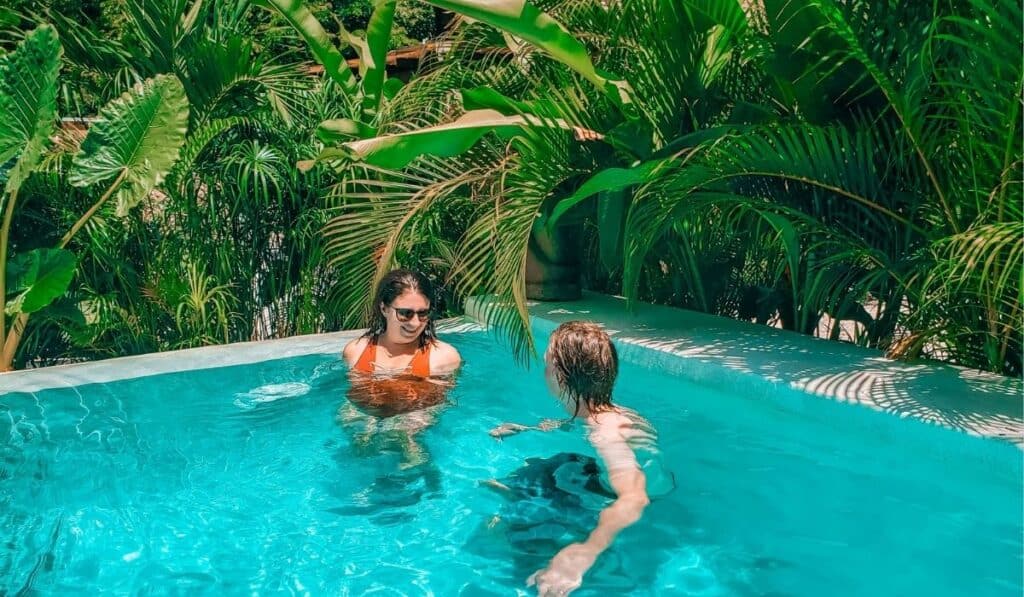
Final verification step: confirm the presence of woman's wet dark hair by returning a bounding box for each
[362,269,438,348]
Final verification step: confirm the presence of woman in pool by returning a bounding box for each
[340,268,461,467]
[489,321,673,596]
[343,268,461,382]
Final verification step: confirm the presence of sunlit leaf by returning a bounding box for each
[69,74,189,216]
[0,25,61,195]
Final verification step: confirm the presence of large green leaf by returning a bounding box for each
[460,86,558,117]
[4,248,77,316]
[69,74,189,216]
[0,25,61,196]
[422,0,632,105]
[597,189,629,272]
[360,0,398,118]
[317,118,378,143]
[253,0,359,96]
[343,109,567,169]
[546,159,671,229]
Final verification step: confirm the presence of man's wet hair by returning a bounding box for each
[546,321,618,417]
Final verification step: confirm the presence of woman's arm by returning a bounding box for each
[342,337,370,367]
[578,467,649,551]
[528,430,650,596]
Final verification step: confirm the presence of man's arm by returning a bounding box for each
[489,418,571,440]
[528,432,650,596]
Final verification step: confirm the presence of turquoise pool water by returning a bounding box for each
[2,331,1021,595]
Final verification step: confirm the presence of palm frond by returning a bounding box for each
[321,150,501,329]
[181,34,311,127]
[931,0,1023,220]
[800,0,960,230]
[124,0,197,75]
[452,126,582,362]
[169,116,264,190]
[624,123,913,292]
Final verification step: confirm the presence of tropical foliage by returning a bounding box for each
[1,1,338,369]
[1,0,1020,377]
[1,26,190,370]
[305,0,1022,375]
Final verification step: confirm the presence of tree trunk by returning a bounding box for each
[525,222,582,301]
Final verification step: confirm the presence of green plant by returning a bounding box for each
[173,262,237,347]
[263,0,632,355]
[312,0,1022,376]
[5,1,351,366]
[1,26,65,371]
[0,24,191,370]
[312,0,755,359]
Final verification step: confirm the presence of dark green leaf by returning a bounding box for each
[5,248,77,316]
[547,159,670,229]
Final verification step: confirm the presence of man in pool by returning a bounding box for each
[488,321,674,596]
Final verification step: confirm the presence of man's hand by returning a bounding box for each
[537,418,567,431]
[489,422,530,440]
[527,543,598,596]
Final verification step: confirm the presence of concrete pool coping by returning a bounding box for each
[0,320,483,395]
[2,294,1021,447]
[510,292,1023,448]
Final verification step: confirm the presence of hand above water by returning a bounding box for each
[527,543,598,596]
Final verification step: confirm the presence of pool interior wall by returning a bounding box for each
[1,300,1021,596]
[516,293,1023,448]
[3,294,1022,455]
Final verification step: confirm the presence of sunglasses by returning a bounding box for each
[390,306,432,322]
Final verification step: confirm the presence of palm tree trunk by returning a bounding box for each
[525,222,582,301]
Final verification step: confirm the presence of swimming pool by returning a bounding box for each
[2,326,1021,595]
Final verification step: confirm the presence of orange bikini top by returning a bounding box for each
[352,340,432,377]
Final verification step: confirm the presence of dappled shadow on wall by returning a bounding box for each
[540,302,1023,445]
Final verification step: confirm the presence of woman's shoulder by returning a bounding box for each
[342,336,372,365]
[430,338,461,360]
[428,339,462,374]
[589,410,633,435]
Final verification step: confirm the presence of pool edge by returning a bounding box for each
[0,319,482,394]
[469,293,1024,449]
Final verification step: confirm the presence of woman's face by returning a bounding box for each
[380,289,431,346]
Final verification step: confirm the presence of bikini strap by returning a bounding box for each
[353,339,431,377]
[352,340,377,373]
[409,343,432,377]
